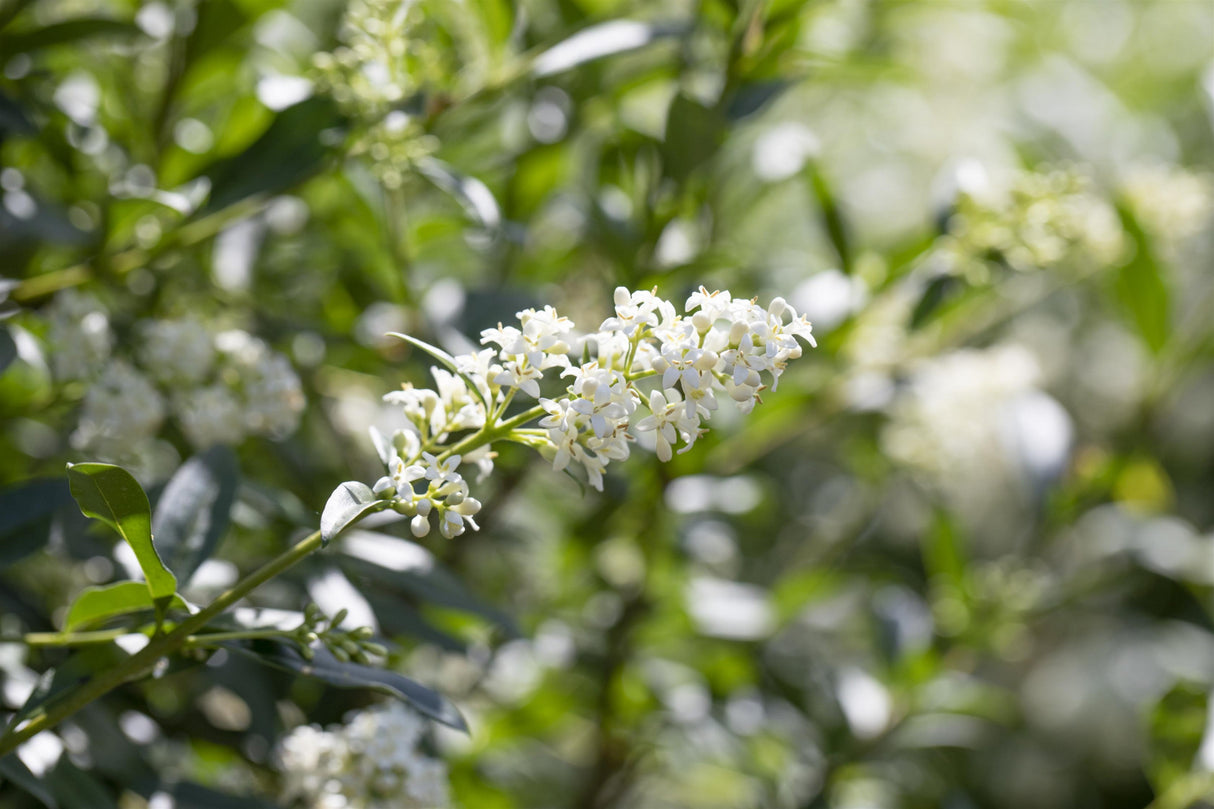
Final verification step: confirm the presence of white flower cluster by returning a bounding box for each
[375,287,815,535]
[881,345,1073,534]
[41,294,305,464]
[278,701,450,809]
[1119,163,1213,245]
[940,168,1125,280]
[44,289,112,382]
[311,0,443,188]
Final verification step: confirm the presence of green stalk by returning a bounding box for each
[0,529,324,757]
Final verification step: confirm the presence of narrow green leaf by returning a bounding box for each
[152,446,239,584]
[0,17,140,56]
[340,530,520,636]
[64,581,191,631]
[415,157,501,230]
[804,160,852,274]
[0,754,58,808]
[1115,205,1171,354]
[66,463,177,601]
[0,327,15,374]
[387,331,492,412]
[226,640,468,732]
[320,481,385,546]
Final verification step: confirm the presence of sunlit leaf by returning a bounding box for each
[66,463,177,602]
[320,481,385,546]
[63,581,192,631]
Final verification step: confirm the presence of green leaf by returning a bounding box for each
[0,754,58,808]
[63,581,192,631]
[320,481,385,546]
[531,20,686,77]
[662,93,724,186]
[66,463,177,601]
[1115,205,1171,354]
[0,17,140,55]
[0,326,15,374]
[415,157,501,230]
[152,447,239,584]
[0,478,71,565]
[48,757,117,809]
[198,96,342,215]
[1148,682,1208,795]
[226,640,468,732]
[339,530,520,636]
[804,160,852,274]
[387,331,492,412]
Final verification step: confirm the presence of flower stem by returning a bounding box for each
[0,628,140,648]
[0,529,324,757]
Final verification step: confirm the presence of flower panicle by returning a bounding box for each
[374,286,816,535]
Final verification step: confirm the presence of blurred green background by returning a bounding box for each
[3,0,1214,807]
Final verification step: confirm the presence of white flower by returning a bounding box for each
[72,361,165,455]
[174,385,245,448]
[278,702,450,809]
[139,318,215,385]
[45,289,112,382]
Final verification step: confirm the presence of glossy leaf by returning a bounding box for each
[66,463,177,601]
[320,481,385,546]
[152,446,239,584]
[227,640,468,731]
[63,581,192,631]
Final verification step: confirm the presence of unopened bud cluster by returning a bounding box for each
[296,605,388,664]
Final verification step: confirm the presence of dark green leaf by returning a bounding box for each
[227,640,468,731]
[0,478,70,565]
[8,645,128,728]
[0,754,58,808]
[320,481,385,546]
[910,274,962,330]
[0,90,37,137]
[63,581,191,631]
[171,783,279,809]
[804,160,852,274]
[48,757,117,809]
[152,446,238,584]
[198,96,341,215]
[340,529,519,636]
[1115,205,1171,354]
[662,93,724,185]
[0,17,140,55]
[0,327,15,374]
[66,463,177,601]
